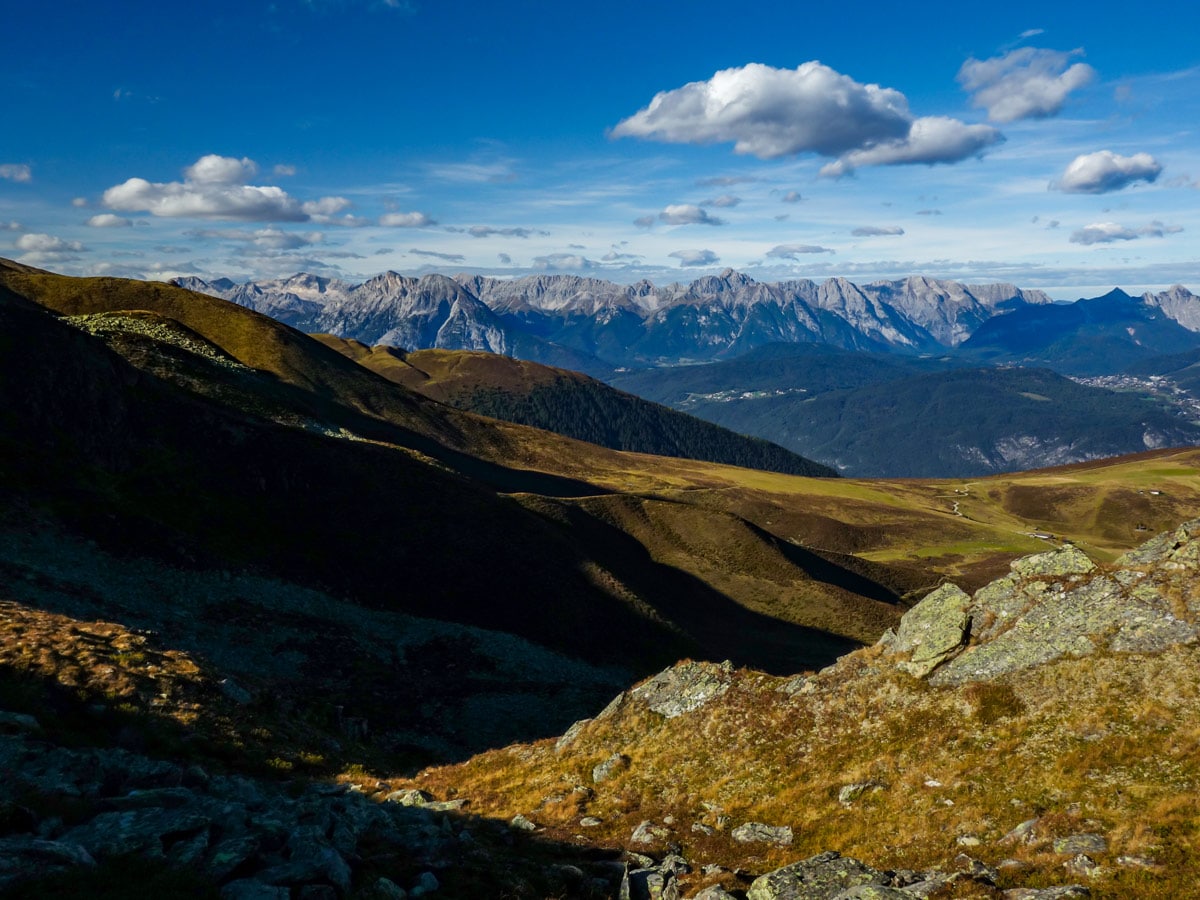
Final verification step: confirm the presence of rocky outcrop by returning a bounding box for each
[629,660,734,718]
[880,524,1200,684]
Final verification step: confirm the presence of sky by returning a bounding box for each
[3,0,1199,298]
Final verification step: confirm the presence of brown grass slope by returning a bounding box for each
[407,524,1200,898]
[3,261,1199,662]
[316,342,836,477]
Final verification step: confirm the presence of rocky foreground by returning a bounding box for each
[3,521,1200,897]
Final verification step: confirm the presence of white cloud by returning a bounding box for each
[187,227,324,251]
[766,243,834,258]
[379,211,435,227]
[695,175,757,187]
[409,249,465,262]
[16,233,84,252]
[86,214,132,228]
[1069,220,1182,245]
[668,248,719,266]
[959,47,1094,123]
[703,194,741,208]
[613,60,999,177]
[0,164,32,183]
[71,197,88,208]
[820,117,1001,177]
[425,160,518,183]
[1053,150,1162,194]
[467,225,538,238]
[273,164,298,177]
[851,225,905,237]
[497,252,513,265]
[633,215,656,228]
[659,204,724,225]
[781,190,803,203]
[613,61,911,159]
[101,155,351,222]
[1,221,22,231]
[184,154,259,184]
[1019,28,1046,39]
[533,253,595,270]
[302,196,352,217]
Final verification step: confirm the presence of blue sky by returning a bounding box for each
[3,0,1199,297]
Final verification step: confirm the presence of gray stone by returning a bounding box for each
[580,816,603,827]
[384,789,433,807]
[219,678,254,705]
[1011,546,1095,578]
[692,886,737,900]
[631,661,734,718]
[257,841,352,894]
[593,752,631,784]
[837,782,878,804]
[631,820,671,844]
[206,834,262,881]
[556,718,591,752]
[510,814,537,832]
[0,837,95,889]
[63,808,210,859]
[691,822,714,835]
[1002,888,1090,899]
[0,711,42,734]
[220,879,290,900]
[1001,817,1040,844]
[747,851,890,900]
[367,877,408,898]
[832,888,918,899]
[410,870,439,896]
[1052,833,1106,855]
[891,584,971,677]
[105,786,197,810]
[731,822,793,846]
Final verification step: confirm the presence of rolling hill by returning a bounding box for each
[313,339,837,477]
[5,260,1200,896]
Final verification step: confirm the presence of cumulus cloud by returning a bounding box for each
[409,249,465,262]
[1069,220,1182,244]
[852,225,905,237]
[781,190,803,203]
[703,194,741,208]
[379,211,435,227]
[668,248,719,267]
[273,164,297,177]
[185,154,258,184]
[633,215,656,228]
[102,155,351,222]
[613,62,911,158]
[613,61,999,175]
[659,204,725,225]
[820,117,1001,177]
[16,233,84,253]
[72,197,88,208]
[959,47,1094,123]
[533,253,595,270]
[1053,150,1162,194]
[14,232,87,265]
[86,214,132,228]
[766,243,834,258]
[602,250,643,262]
[0,164,32,183]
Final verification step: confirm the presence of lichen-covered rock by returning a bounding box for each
[631,661,734,718]
[889,584,971,677]
[747,851,890,899]
[593,752,631,784]
[731,822,793,846]
[1052,834,1107,855]
[927,525,1200,686]
[630,820,671,844]
[1010,546,1095,578]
